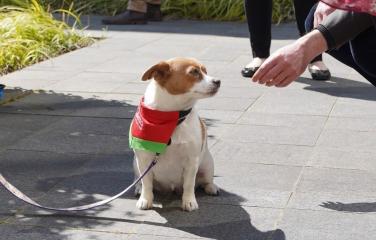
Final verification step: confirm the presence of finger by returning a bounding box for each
[316,14,323,27]
[265,70,290,87]
[314,14,318,28]
[251,58,277,82]
[258,63,285,85]
[276,75,296,88]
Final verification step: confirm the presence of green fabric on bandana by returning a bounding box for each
[129,135,167,154]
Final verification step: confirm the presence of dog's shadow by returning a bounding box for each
[149,189,285,240]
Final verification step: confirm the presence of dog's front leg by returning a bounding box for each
[135,151,155,210]
[182,159,199,211]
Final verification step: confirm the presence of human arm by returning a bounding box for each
[251,10,374,87]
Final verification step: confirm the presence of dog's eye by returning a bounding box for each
[201,66,207,74]
[189,68,200,77]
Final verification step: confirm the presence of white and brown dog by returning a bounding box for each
[130,57,220,212]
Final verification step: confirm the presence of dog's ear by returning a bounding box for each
[142,61,170,82]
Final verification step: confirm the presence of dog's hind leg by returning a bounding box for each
[197,147,219,196]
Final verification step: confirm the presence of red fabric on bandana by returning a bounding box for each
[131,98,179,144]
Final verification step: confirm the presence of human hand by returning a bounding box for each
[251,30,328,88]
[251,43,309,87]
[314,2,336,27]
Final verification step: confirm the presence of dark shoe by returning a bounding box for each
[241,67,259,78]
[308,63,331,81]
[309,69,331,81]
[102,10,147,25]
[147,3,162,21]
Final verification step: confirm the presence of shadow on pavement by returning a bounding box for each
[0,89,285,240]
[320,201,376,213]
[297,76,376,101]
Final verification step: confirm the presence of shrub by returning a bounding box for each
[1,0,295,23]
[0,0,94,75]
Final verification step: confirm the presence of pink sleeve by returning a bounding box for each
[320,0,376,16]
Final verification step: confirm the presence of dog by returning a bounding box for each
[129,57,220,212]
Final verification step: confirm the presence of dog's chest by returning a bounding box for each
[152,113,203,189]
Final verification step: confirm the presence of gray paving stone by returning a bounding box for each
[219,124,321,146]
[237,112,327,129]
[86,53,166,74]
[0,70,80,90]
[0,92,91,116]
[297,167,376,194]
[307,147,376,171]
[317,129,376,153]
[198,110,243,124]
[215,86,265,99]
[25,152,134,210]
[211,141,313,166]
[0,192,23,222]
[287,191,376,212]
[197,97,255,111]
[215,162,301,192]
[110,83,148,95]
[0,113,60,131]
[198,45,246,62]
[325,116,376,132]
[278,209,376,240]
[135,205,283,240]
[0,150,93,198]
[331,97,376,118]
[11,128,129,155]
[28,45,118,72]
[249,89,336,116]
[0,224,129,240]
[42,116,132,137]
[134,40,209,59]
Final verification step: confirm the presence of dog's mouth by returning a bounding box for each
[194,87,220,96]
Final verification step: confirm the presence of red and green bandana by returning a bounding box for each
[129,98,190,154]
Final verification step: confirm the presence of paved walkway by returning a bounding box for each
[1,17,376,240]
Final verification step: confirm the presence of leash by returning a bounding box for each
[0,101,192,212]
[0,155,159,212]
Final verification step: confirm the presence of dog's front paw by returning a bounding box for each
[182,197,199,212]
[136,197,153,210]
[134,183,142,197]
[204,183,220,196]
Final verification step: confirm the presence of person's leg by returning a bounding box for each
[102,0,162,25]
[242,0,272,77]
[127,0,148,13]
[350,28,376,77]
[303,2,331,80]
[306,7,376,86]
[102,0,147,25]
[295,0,330,80]
[145,0,162,21]
[328,42,376,86]
[294,0,317,35]
[146,0,161,4]
[244,0,272,58]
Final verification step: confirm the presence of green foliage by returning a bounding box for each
[0,0,94,75]
[162,0,294,23]
[0,0,295,22]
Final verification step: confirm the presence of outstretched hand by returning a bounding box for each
[251,43,309,87]
[251,30,328,88]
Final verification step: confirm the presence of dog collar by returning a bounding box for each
[129,98,192,154]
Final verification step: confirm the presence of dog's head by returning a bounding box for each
[142,58,221,99]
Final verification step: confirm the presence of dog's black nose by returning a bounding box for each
[213,79,221,87]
